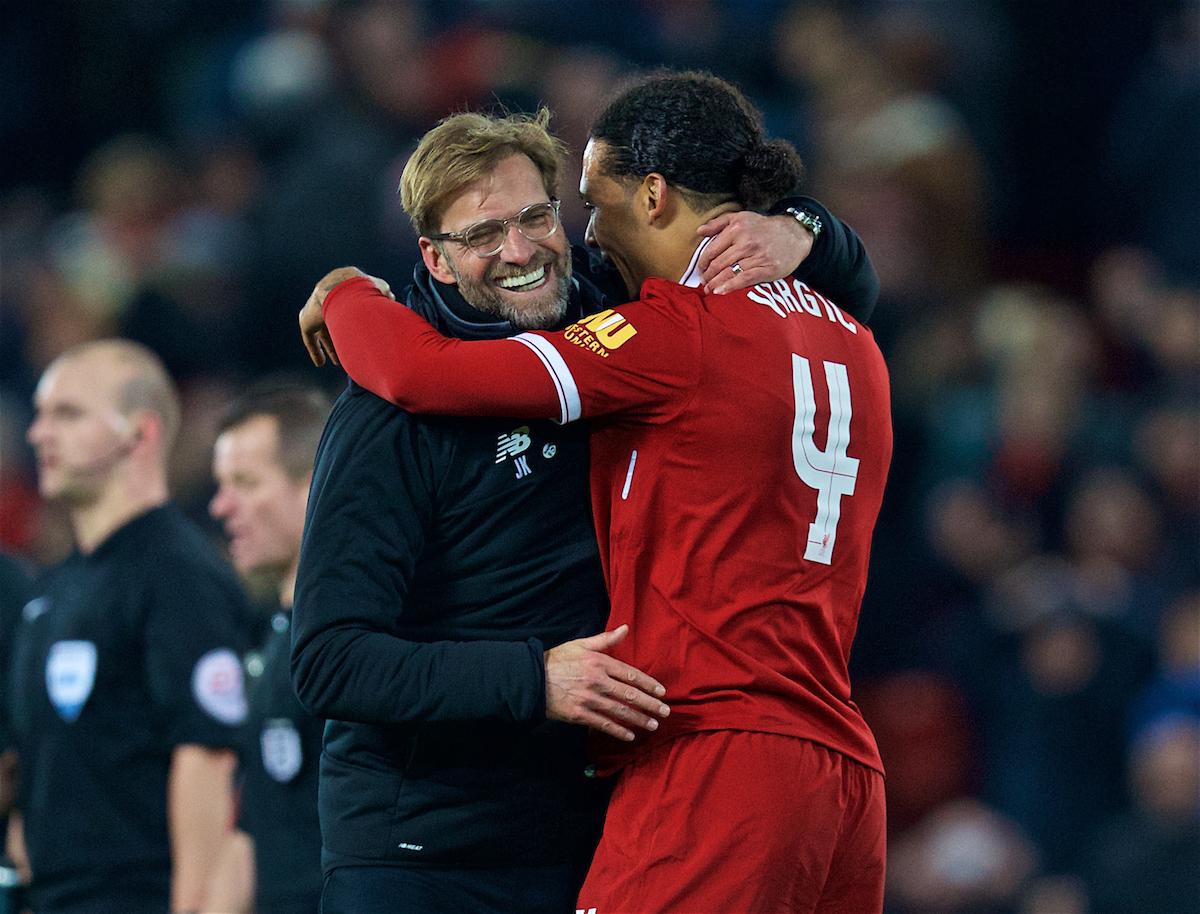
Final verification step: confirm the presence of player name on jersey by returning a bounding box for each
[748,279,859,334]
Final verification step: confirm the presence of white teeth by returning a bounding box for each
[497,265,546,290]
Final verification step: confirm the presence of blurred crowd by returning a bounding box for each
[1,1,1197,912]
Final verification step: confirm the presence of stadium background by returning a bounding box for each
[1,1,1197,911]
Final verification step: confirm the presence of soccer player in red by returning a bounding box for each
[302,72,891,914]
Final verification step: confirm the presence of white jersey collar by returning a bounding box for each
[677,236,714,288]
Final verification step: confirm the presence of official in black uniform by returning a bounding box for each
[293,111,878,914]
[206,382,331,914]
[8,339,252,914]
[0,550,34,913]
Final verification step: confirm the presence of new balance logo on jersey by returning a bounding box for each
[513,455,532,479]
[496,427,532,463]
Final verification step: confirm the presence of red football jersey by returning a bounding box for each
[324,273,892,774]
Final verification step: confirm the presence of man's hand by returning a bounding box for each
[300,267,395,367]
[696,210,815,294]
[544,624,669,742]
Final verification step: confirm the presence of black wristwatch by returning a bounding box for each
[784,206,823,239]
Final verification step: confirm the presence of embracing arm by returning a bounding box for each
[768,196,879,322]
[570,197,878,319]
[290,394,548,724]
[291,392,668,738]
[307,274,563,419]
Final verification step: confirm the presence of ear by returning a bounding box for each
[419,237,458,285]
[129,411,163,454]
[639,173,670,223]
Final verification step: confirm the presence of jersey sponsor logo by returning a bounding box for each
[22,597,49,622]
[45,640,97,723]
[564,309,637,358]
[747,280,858,333]
[192,648,248,725]
[261,717,303,782]
[398,842,424,851]
[495,426,532,463]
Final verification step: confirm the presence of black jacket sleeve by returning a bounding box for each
[290,386,546,725]
[770,195,879,324]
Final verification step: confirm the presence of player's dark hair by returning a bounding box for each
[590,70,803,210]
[218,378,332,482]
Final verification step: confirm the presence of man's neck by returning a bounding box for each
[279,557,299,611]
[71,480,169,555]
[649,201,742,288]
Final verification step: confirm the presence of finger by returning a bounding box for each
[304,337,325,367]
[711,263,764,295]
[576,624,630,653]
[583,711,637,742]
[695,212,734,238]
[592,696,662,732]
[319,331,341,367]
[603,661,668,704]
[301,313,326,366]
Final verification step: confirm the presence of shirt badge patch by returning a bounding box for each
[192,648,248,725]
[23,597,49,622]
[45,640,97,723]
[261,718,303,782]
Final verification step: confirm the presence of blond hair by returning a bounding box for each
[400,109,567,238]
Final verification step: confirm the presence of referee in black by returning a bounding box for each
[6,339,253,914]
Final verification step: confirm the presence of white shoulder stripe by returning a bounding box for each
[514,333,582,423]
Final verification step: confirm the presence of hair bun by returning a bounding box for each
[737,140,804,209]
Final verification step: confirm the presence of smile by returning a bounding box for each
[496,265,546,292]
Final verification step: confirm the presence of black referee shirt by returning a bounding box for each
[6,504,253,912]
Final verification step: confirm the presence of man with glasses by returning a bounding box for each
[291,109,878,914]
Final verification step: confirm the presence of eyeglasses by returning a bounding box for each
[428,198,561,257]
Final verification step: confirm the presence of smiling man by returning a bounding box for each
[302,72,891,914]
[291,105,879,914]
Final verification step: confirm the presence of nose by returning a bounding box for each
[499,222,539,263]
[209,488,233,521]
[27,414,47,447]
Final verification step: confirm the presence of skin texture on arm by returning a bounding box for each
[201,829,254,914]
[168,744,237,914]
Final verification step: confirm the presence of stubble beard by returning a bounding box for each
[449,246,573,331]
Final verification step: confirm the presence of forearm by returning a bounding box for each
[168,745,237,914]
[201,829,254,914]
[290,621,547,724]
[324,277,560,417]
[771,196,880,321]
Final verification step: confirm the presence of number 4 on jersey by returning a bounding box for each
[791,355,859,565]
